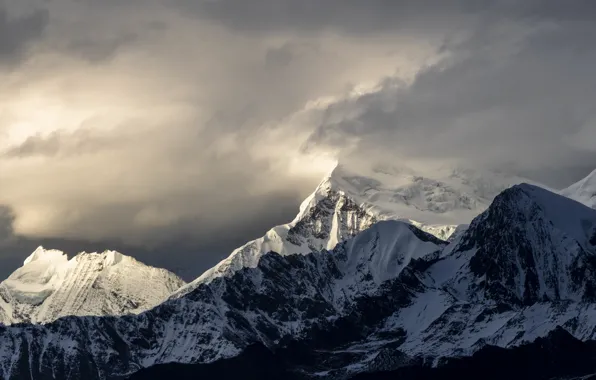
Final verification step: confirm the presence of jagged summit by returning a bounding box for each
[0,247,186,325]
[174,161,536,297]
[561,168,596,209]
[23,246,68,265]
[23,246,126,267]
[515,183,596,244]
[434,183,596,306]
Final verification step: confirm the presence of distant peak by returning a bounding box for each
[512,182,585,202]
[583,168,596,180]
[102,250,124,266]
[568,168,596,190]
[511,182,543,192]
[23,246,68,266]
[23,247,132,269]
[560,168,596,210]
[73,250,131,267]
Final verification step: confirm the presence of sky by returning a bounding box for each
[1,0,596,280]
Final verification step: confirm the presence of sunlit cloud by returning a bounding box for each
[0,0,595,279]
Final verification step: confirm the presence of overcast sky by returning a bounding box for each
[1,0,596,280]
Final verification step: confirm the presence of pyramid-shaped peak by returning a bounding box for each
[574,168,596,186]
[479,183,596,246]
[561,168,596,209]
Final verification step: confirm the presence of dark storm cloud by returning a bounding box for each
[170,0,596,35]
[171,0,480,34]
[0,7,48,64]
[302,11,596,187]
[0,193,300,281]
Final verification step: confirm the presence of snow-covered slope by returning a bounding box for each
[1,184,596,380]
[561,168,596,209]
[0,221,447,379]
[175,161,534,296]
[0,247,185,325]
[432,183,596,306]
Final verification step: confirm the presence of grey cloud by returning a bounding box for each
[64,33,138,62]
[303,14,596,187]
[0,7,48,64]
[0,191,300,281]
[171,0,487,35]
[2,129,123,158]
[169,0,596,35]
[265,44,294,69]
[264,42,319,70]
[517,0,596,21]
[0,206,15,243]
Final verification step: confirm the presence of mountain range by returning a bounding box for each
[1,162,596,379]
[174,162,535,297]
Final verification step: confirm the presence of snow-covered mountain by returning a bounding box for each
[0,247,185,325]
[561,168,596,209]
[174,161,534,296]
[2,184,596,379]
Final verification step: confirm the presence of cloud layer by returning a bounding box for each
[1,0,595,278]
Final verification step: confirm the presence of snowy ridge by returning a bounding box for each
[561,168,596,209]
[1,184,595,379]
[429,184,596,306]
[174,161,532,297]
[0,247,185,325]
[0,220,447,379]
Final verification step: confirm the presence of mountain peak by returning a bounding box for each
[179,162,537,296]
[443,184,596,305]
[561,168,596,209]
[102,250,124,266]
[75,249,127,267]
[23,246,68,266]
[319,160,534,227]
[23,247,128,269]
[337,220,445,284]
[499,183,596,246]
[0,248,186,325]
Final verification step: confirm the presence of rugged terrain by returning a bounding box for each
[0,247,185,325]
[128,328,596,380]
[174,162,531,297]
[2,184,596,379]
